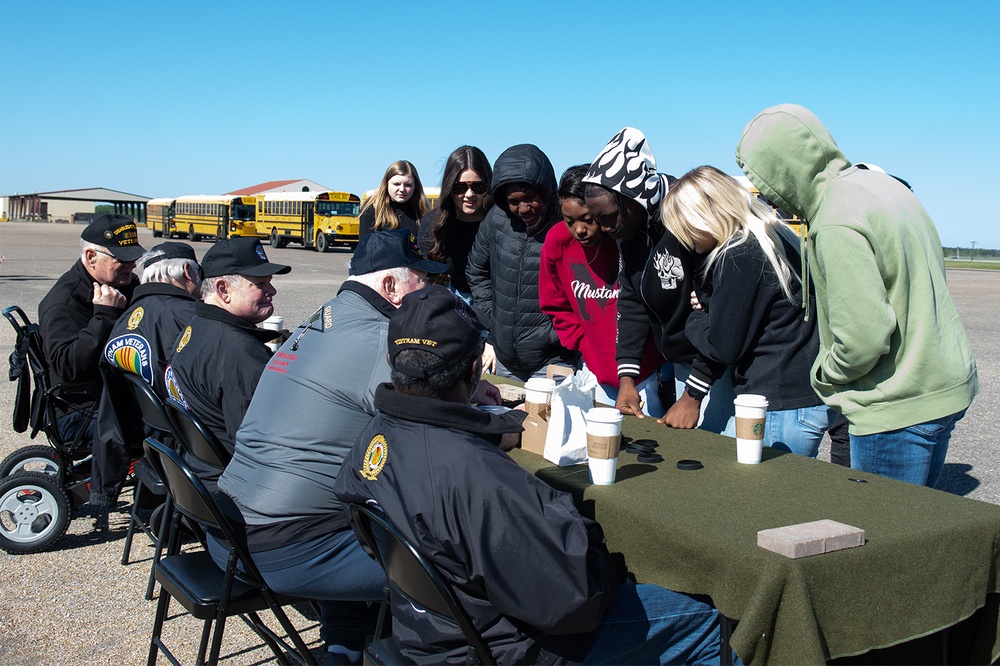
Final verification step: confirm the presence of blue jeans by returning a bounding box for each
[208,528,385,650]
[673,364,736,435]
[584,583,739,665]
[850,409,967,487]
[723,404,840,458]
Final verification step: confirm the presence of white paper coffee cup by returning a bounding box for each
[586,407,623,484]
[734,394,768,464]
[261,314,284,353]
[524,377,557,405]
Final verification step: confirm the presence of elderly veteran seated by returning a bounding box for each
[38,213,145,444]
[164,237,289,492]
[218,229,501,664]
[90,241,202,509]
[334,285,734,665]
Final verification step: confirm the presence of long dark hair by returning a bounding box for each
[426,146,493,263]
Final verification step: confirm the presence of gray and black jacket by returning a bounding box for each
[466,144,576,377]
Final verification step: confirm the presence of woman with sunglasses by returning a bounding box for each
[417,146,493,302]
[359,159,427,239]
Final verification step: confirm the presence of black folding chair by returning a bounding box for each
[109,369,177,600]
[163,397,231,470]
[142,437,317,666]
[348,503,495,666]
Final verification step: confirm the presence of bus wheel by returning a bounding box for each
[152,229,162,238]
[270,228,286,249]
[189,225,201,242]
[316,233,329,253]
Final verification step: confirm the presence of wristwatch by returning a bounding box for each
[685,386,706,401]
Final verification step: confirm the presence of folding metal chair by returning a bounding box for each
[143,437,317,665]
[348,502,495,666]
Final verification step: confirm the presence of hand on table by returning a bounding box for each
[615,377,645,419]
[657,391,702,429]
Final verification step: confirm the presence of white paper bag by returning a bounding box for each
[543,368,598,466]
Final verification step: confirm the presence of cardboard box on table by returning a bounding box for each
[519,365,574,456]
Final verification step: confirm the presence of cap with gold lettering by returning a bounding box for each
[388,285,489,379]
[81,213,145,262]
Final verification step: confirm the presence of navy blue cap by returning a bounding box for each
[201,237,290,278]
[349,229,448,276]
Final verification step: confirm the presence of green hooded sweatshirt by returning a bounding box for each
[735,104,977,435]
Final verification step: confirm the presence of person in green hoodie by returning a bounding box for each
[735,103,978,487]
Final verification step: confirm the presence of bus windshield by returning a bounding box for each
[231,203,255,221]
[316,201,360,217]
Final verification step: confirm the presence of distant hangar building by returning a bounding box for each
[1,187,150,223]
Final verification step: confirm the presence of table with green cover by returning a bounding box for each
[508,417,1000,665]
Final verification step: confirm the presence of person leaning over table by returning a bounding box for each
[660,166,840,457]
[582,127,735,433]
[466,143,579,380]
[540,164,666,415]
[333,285,734,665]
[736,103,978,487]
[163,236,290,493]
[218,230,501,664]
[90,241,202,509]
[38,213,144,444]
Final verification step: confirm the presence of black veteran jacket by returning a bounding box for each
[165,302,274,488]
[334,385,617,664]
[89,284,198,505]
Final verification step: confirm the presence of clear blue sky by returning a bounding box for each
[2,1,998,249]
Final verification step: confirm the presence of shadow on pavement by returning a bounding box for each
[937,463,980,497]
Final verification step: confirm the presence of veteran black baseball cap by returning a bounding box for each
[201,237,291,278]
[81,213,145,262]
[143,241,198,265]
[389,285,489,378]
[349,228,449,276]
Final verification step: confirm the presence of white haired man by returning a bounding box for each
[219,229,502,664]
[90,242,202,509]
[38,213,145,444]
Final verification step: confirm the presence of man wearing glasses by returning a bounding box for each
[39,213,146,443]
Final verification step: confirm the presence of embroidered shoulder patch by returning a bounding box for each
[127,307,144,330]
[104,333,154,384]
[176,325,192,353]
[163,365,188,408]
[360,435,388,481]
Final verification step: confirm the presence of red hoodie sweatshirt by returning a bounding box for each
[540,222,662,387]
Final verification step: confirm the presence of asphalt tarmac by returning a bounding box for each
[1,221,998,504]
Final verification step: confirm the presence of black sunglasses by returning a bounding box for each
[452,181,488,195]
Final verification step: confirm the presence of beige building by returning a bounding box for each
[1,188,149,223]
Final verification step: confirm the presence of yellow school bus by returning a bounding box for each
[145,197,175,238]
[735,176,806,237]
[173,195,258,241]
[258,191,362,251]
[424,186,440,211]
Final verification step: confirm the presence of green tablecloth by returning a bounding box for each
[508,417,1000,665]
